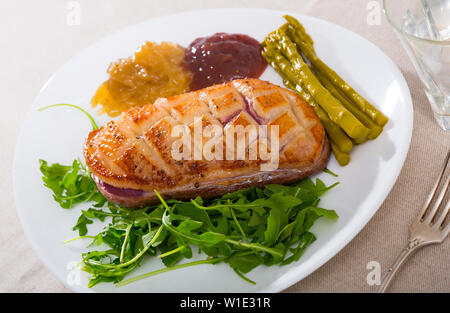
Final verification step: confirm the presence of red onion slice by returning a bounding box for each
[92,175,147,198]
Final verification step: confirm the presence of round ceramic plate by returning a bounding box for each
[13,8,413,292]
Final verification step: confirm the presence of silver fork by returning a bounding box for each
[377,150,450,293]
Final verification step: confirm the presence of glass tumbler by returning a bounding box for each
[384,0,450,130]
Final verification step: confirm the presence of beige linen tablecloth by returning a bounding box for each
[1,0,449,292]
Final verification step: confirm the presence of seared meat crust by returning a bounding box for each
[84,79,329,207]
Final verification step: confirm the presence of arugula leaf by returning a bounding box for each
[294,206,339,235]
[81,208,110,222]
[248,211,266,227]
[276,221,297,242]
[264,206,288,246]
[281,232,316,265]
[294,178,339,197]
[39,159,106,209]
[72,214,93,236]
[226,252,264,274]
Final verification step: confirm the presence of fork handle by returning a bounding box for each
[377,238,424,293]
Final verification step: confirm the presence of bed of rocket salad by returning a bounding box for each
[40,157,338,287]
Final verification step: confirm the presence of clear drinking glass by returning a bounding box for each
[384,0,450,130]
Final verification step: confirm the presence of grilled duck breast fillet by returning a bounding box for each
[84,79,329,207]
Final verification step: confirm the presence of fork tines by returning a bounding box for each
[419,150,450,230]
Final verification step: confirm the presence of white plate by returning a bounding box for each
[13,8,413,293]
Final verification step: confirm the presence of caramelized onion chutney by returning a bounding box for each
[92,42,192,117]
[185,33,268,90]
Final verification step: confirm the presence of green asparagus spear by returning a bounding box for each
[281,18,315,50]
[352,134,369,145]
[331,142,350,166]
[283,16,389,127]
[270,26,381,140]
[262,48,353,153]
[264,31,370,139]
[318,108,354,153]
[313,68,383,140]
